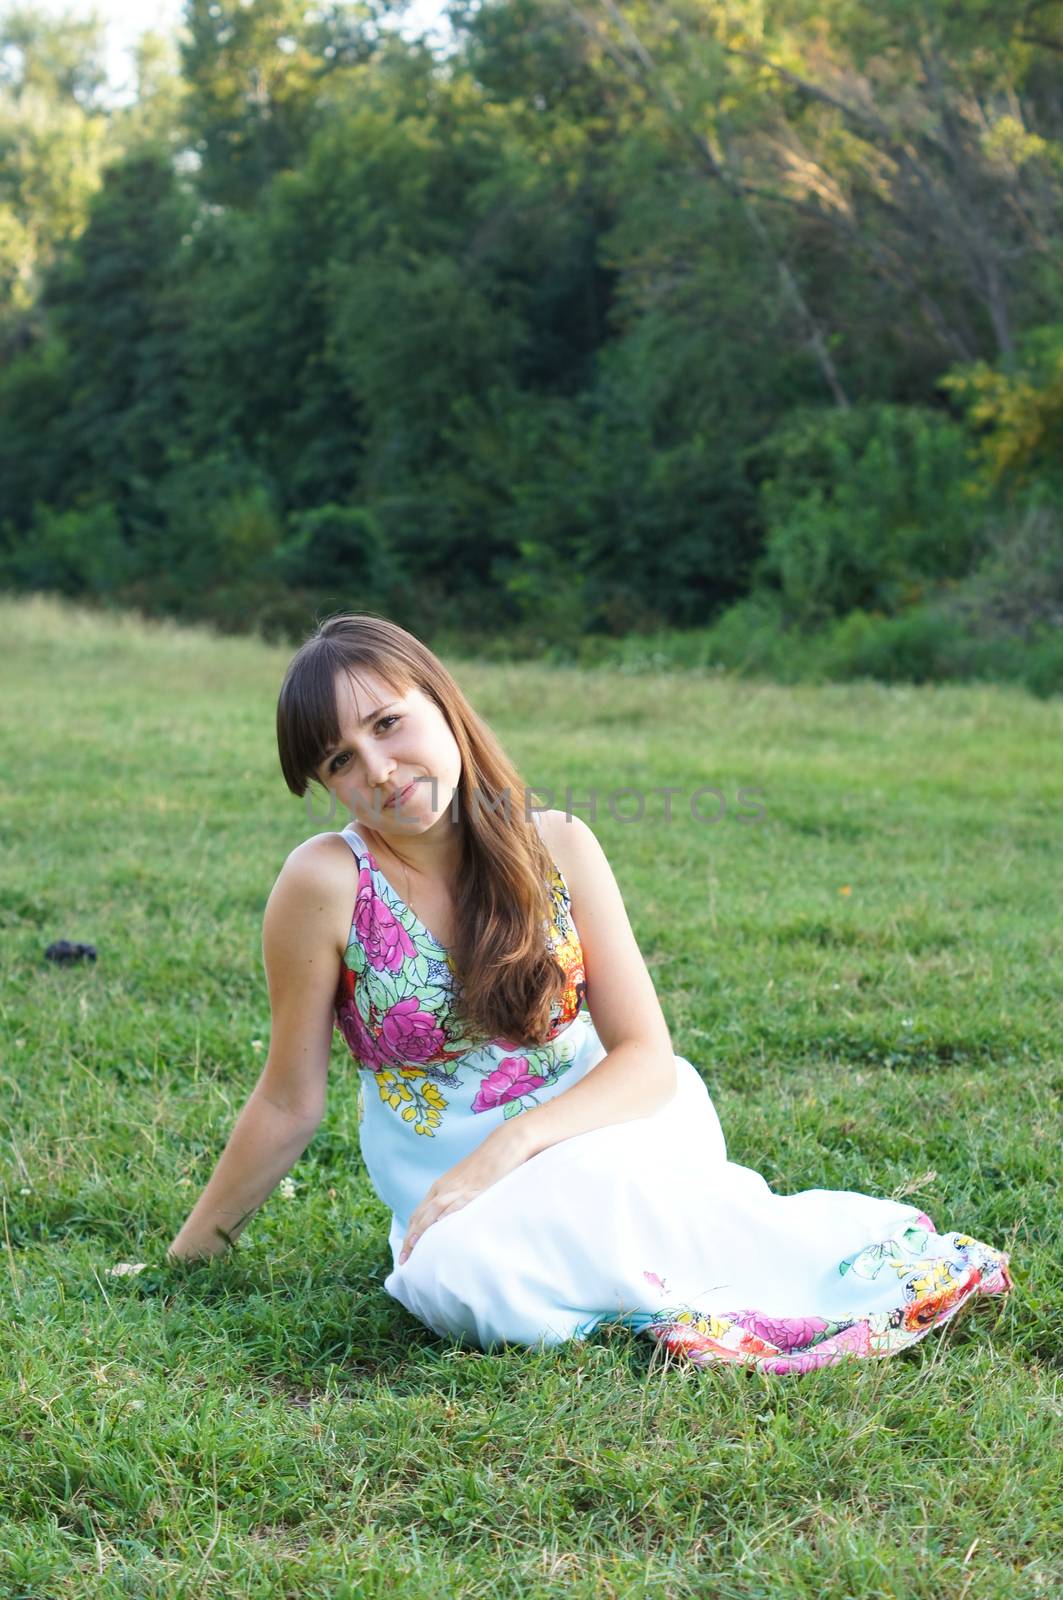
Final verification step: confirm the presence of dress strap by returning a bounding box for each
[337,822,365,861]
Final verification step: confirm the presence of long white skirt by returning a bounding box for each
[383,1056,1012,1375]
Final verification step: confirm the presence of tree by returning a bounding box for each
[40,147,195,518]
[0,4,110,352]
[178,0,381,207]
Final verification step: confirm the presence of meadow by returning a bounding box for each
[0,594,1059,1599]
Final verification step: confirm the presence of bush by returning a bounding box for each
[271,503,398,599]
[813,607,983,684]
[0,502,134,596]
[105,453,284,619]
[497,536,597,649]
[812,605,1063,696]
[939,494,1063,642]
[694,593,811,680]
[754,404,986,627]
[1022,625,1063,697]
[509,591,1063,698]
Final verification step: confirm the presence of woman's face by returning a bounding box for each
[313,668,462,834]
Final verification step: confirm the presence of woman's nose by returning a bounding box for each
[363,750,395,787]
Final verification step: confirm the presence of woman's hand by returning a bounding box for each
[399,1125,531,1265]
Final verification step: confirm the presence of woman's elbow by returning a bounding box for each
[254,1081,326,1131]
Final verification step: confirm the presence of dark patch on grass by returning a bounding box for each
[768,917,959,952]
[809,1036,1031,1069]
[776,815,872,843]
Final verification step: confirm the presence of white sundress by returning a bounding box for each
[331,821,1012,1375]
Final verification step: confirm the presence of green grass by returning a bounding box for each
[0,592,1059,1599]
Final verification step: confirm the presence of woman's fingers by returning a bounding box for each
[399,1194,470,1264]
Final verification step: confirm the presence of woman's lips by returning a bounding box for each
[385,782,415,810]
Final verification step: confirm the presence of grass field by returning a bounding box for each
[0,593,1059,1599]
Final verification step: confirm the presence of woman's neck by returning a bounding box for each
[358,812,464,889]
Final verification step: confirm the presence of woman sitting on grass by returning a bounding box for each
[168,613,1012,1375]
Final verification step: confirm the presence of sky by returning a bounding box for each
[33,1,455,103]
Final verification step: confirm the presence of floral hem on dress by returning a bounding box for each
[628,1213,1012,1376]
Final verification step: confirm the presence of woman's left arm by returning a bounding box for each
[509,810,677,1160]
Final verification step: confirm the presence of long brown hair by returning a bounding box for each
[276,612,565,1045]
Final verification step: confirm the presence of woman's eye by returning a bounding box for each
[328,717,399,775]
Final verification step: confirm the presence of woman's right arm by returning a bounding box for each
[166,841,351,1262]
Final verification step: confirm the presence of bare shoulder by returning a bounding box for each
[535,806,643,938]
[535,809,605,893]
[285,828,359,869]
[276,829,359,892]
[266,831,359,955]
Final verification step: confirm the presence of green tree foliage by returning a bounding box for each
[0,0,1060,681]
[178,0,382,207]
[943,325,1063,491]
[0,4,110,347]
[40,148,195,509]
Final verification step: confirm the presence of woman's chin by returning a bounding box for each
[358,803,424,831]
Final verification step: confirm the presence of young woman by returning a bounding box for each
[168,614,1012,1375]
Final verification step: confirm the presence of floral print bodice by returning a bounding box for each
[332,822,602,1234]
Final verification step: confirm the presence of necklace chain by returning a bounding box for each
[369,828,414,910]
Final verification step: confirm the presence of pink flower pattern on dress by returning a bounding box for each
[733,1312,833,1352]
[337,994,389,1071]
[332,837,586,1136]
[471,1056,549,1112]
[355,865,416,972]
[379,997,447,1064]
